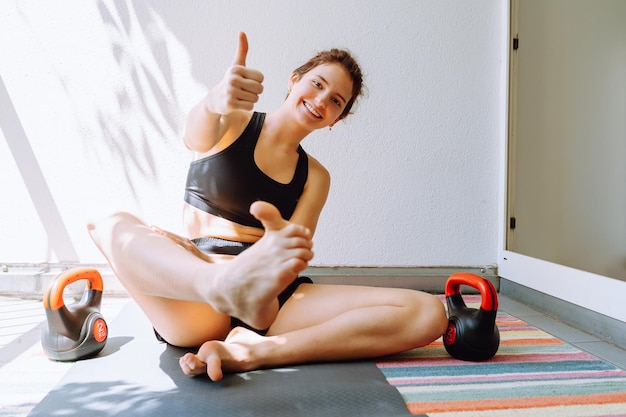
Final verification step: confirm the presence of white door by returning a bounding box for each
[500,0,626,322]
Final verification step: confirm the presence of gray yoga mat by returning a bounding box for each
[29,301,416,417]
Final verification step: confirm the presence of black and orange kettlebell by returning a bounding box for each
[443,272,499,361]
[41,267,108,361]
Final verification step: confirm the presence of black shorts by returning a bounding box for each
[154,237,312,344]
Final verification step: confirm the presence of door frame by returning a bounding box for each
[499,0,626,323]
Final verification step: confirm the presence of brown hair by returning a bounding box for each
[292,49,364,120]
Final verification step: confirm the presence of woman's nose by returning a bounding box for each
[315,94,328,108]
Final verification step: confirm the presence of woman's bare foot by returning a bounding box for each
[209,201,314,329]
[179,327,271,381]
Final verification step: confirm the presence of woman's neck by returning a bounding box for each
[264,110,313,148]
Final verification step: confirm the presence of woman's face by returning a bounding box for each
[288,63,354,129]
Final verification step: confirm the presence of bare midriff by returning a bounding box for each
[182,202,264,243]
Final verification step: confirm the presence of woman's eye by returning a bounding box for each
[333,98,341,106]
[312,80,321,88]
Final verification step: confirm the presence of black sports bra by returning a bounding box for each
[184,112,309,228]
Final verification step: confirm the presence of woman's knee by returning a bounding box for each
[87,211,143,249]
[408,292,448,346]
[88,211,136,230]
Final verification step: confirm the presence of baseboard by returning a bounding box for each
[500,278,626,349]
[305,266,499,293]
[0,263,499,298]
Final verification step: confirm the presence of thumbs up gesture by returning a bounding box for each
[207,32,265,115]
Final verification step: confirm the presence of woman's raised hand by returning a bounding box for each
[206,32,264,115]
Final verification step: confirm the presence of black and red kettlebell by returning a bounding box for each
[443,272,499,361]
[41,267,108,361]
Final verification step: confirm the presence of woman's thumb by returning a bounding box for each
[249,201,287,231]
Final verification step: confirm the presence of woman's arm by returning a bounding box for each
[182,102,225,153]
[183,32,264,153]
[289,156,331,236]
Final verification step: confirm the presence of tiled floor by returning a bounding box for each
[0,295,129,416]
[0,294,625,416]
[498,296,626,370]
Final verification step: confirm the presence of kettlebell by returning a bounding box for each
[443,272,499,361]
[41,267,108,361]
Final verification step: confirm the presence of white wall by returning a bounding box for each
[0,1,504,268]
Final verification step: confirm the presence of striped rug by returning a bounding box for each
[376,296,626,416]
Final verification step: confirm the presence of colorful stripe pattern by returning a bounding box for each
[376,296,626,416]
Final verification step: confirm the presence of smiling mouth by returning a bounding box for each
[304,101,322,119]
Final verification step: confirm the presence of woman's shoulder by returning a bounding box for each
[305,155,331,186]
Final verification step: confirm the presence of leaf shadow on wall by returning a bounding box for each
[90,0,185,200]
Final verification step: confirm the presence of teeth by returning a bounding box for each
[304,102,321,118]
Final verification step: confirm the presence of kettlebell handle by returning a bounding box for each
[43,267,104,311]
[445,272,498,312]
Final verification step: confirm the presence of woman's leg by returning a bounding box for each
[87,201,314,344]
[179,284,448,380]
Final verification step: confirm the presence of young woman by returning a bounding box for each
[88,32,448,382]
